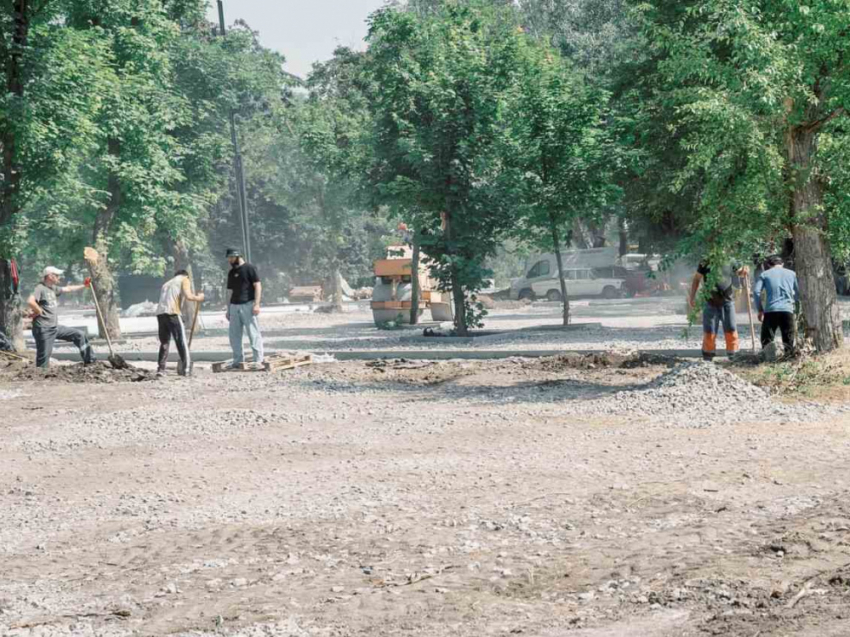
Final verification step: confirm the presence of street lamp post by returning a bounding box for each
[217,0,252,263]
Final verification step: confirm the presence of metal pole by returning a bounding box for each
[217,0,252,263]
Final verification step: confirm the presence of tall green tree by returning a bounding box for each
[162,13,286,310]
[0,1,111,347]
[518,0,632,74]
[509,39,618,324]
[632,0,850,352]
[59,0,195,338]
[222,46,387,307]
[300,51,376,310]
[366,3,525,334]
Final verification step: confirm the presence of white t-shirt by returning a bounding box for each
[156,275,191,316]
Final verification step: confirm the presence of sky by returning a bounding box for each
[210,0,388,79]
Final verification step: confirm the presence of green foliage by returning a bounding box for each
[744,356,850,397]
[4,0,847,348]
[162,18,287,268]
[820,128,850,261]
[508,37,619,252]
[623,0,850,258]
[0,2,112,253]
[366,3,527,332]
[518,0,634,75]
[223,46,390,296]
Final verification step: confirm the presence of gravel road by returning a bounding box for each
[42,297,850,362]
[2,353,850,636]
[105,299,765,355]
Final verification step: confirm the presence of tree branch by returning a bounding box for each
[804,107,846,133]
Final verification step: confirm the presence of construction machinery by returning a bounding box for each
[371,246,453,325]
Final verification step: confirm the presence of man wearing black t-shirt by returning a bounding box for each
[225,248,264,367]
[688,260,747,361]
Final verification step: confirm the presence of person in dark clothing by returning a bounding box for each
[753,255,799,357]
[225,248,264,367]
[688,260,747,361]
[27,266,95,368]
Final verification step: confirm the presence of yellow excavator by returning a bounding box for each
[370,245,453,325]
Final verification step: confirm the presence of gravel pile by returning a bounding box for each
[575,361,831,427]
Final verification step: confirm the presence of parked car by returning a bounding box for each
[510,258,625,301]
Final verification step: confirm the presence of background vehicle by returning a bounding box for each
[510,257,625,301]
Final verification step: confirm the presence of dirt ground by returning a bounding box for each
[2,351,850,637]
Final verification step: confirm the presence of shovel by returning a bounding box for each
[177,300,201,376]
[742,274,758,352]
[83,247,129,370]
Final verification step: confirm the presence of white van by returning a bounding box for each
[510,253,625,301]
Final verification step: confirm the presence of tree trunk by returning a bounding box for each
[90,137,122,340]
[443,209,468,336]
[450,269,467,336]
[0,262,24,351]
[573,219,606,249]
[0,0,31,349]
[331,265,343,312]
[572,218,592,249]
[618,217,629,257]
[409,236,420,326]
[787,128,843,352]
[550,214,571,326]
[88,244,122,340]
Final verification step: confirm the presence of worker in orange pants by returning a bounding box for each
[689,261,747,361]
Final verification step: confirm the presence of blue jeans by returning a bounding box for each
[702,299,739,360]
[228,303,264,365]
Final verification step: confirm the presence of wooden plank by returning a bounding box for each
[265,354,312,372]
[374,259,413,277]
[215,354,312,373]
[268,359,312,372]
[212,360,233,373]
[289,286,324,303]
[212,360,257,372]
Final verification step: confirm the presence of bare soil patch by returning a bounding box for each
[1,354,848,636]
[0,360,156,384]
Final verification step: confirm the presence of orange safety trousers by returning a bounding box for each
[702,300,739,359]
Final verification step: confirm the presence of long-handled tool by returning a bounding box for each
[83,247,129,370]
[177,300,201,376]
[742,274,758,351]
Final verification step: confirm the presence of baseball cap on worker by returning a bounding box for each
[225,248,242,259]
[42,266,64,278]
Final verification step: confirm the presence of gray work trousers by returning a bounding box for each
[33,325,95,368]
[228,303,264,365]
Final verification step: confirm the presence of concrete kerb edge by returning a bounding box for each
[50,348,707,363]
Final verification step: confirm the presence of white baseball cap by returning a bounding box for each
[42,266,65,277]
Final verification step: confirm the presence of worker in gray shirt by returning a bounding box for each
[27,266,95,368]
[753,255,799,357]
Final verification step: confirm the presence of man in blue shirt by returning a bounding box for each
[753,255,799,356]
